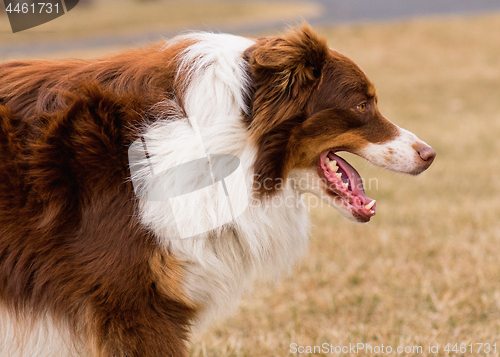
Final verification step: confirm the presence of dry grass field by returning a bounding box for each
[2,2,500,356]
[0,0,318,61]
[0,0,318,44]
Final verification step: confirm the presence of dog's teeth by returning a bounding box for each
[370,210,375,214]
[328,160,338,172]
[336,173,342,179]
[342,182,348,189]
[365,200,376,210]
[326,156,331,162]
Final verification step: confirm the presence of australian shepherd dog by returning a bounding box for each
[0,25,435,356]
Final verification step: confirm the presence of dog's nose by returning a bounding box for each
[418,145,436,163]
[412,141,436,173]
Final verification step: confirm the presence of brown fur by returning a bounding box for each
[0,42,197,355]
[0,39,194,120]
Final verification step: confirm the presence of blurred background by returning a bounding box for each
[2,1,500,356]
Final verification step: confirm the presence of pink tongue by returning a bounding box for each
[327,152,369,200]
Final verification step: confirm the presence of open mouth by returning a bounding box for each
[318,151,376,222]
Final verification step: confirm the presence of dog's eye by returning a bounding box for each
[357,103,367,113]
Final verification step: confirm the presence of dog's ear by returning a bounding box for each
[249,24,326,82]
[245,24,328,136]
[245,24,329,195]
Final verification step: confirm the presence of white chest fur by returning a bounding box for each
[131,33,311,331]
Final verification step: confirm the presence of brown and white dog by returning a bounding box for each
[0,25,435,356]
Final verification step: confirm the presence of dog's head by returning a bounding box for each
[245,24,435,222]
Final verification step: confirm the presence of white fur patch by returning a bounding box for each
[0,307,86,357]
[358,127,430,174]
